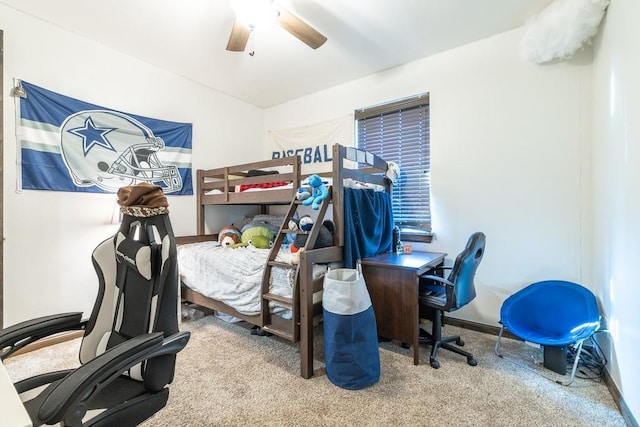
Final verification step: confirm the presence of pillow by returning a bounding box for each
[241,214,286,234]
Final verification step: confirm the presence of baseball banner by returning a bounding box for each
[268,115,353,174]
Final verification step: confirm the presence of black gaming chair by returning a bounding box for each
[0,183,190,426]
[418,232,486,369]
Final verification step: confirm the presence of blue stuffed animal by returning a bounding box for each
[302,174,329,210]
[296,187,311,201]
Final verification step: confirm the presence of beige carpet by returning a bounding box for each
[4,315,627,427]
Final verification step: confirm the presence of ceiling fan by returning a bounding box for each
[226,0,327,52]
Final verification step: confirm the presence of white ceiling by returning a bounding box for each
[1,0,554,108]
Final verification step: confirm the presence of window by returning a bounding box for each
[355,93,432,241]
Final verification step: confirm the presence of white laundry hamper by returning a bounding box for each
[322,263,380,389]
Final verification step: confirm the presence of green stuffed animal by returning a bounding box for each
[232,226,274,249]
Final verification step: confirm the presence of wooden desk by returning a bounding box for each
[0,361,32,427]
[361,251,446,365]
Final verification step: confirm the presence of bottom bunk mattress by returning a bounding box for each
[177,242,324,316]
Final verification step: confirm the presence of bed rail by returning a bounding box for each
[196,155,301,235]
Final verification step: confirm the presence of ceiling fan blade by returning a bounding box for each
[226,20,252,52]
[275,6,327,49]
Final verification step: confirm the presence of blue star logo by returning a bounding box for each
[68,117,117,156]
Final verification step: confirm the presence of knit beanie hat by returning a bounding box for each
[117,182,169,217]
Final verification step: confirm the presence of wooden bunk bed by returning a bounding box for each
[176,143,391,379]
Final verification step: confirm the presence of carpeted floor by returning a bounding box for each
[4,314,627,426]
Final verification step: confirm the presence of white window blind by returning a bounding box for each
[355,93,431,232]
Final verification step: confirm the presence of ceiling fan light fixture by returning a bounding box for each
[230,0,277,31]
[226,0,326,52]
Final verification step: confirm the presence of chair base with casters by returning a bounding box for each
[419,311,477,369]
[494,280,601,386]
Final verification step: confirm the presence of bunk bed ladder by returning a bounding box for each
[260,192,331,340]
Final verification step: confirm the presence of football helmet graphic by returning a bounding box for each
[60,110,182,193]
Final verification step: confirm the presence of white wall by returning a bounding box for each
[265,27,594,327]
[592,0,640,422]
[1,5,264,325]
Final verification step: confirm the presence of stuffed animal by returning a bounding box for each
[288,216,300,231]
[288,214,313,232]
[218,224,242,247]
[288,216,307,253]
[301,174,329,210]
[295,187,311,202]
[386,161,400,184]
[291,219,335,253]
[298,215,313,231]
[284,217,296,245]
[233,226,275,249]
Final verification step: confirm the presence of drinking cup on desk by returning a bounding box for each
[403,244,412,254]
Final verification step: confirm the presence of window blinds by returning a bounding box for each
[355,93,431,231]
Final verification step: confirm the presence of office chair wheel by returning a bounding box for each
[456,338,465,346]
[430,358,440,369]
[467,357,477,366]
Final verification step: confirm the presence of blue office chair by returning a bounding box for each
[495,280,601,385]
[418,232,486,368]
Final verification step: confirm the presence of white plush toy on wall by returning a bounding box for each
[521,0,610,64]
[386,161,400,184]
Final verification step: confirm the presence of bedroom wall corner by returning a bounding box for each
[1,4,264,326]
[591,0,640,422]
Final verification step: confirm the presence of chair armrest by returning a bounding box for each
[36,331,190,426]
[419,275,454,287]
[0,312,85,360]
[152,331,191,357]
[419,275,456,311]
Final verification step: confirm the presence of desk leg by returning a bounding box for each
[402,287,421,365]
[299,254,313,379]
[412,291,420,365]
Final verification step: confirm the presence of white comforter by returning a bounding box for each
[177,242,298,316]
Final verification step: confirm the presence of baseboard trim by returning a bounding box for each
[449,317,637,427]
[444,316,521,340]
[10,330,83,357]
[602,369,639,427]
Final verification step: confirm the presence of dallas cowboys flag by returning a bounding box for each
[17,80,193,194]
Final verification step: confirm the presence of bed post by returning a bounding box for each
[293,154,301,193]
[332,144,345,247]
[196,169,205,235]
[299,249,313,379]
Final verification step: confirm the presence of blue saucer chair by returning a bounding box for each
[495,280,601,385]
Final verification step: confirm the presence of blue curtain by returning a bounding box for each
[343,188,394,268]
